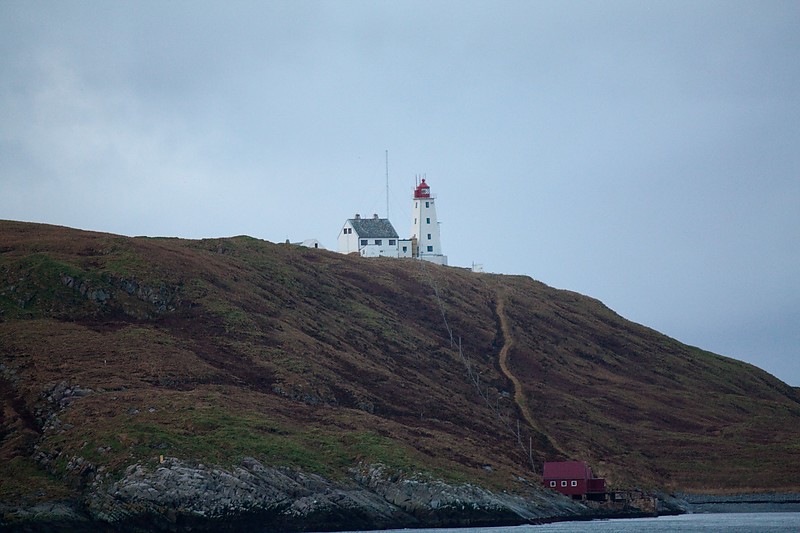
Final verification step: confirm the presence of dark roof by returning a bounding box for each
[347,217,399,239]
[542,461,593,480]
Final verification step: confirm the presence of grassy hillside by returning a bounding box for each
[1,220,799,508]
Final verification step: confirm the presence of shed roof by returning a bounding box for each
[347,217,399,239]
[542,461,593,480]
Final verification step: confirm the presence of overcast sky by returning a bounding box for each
[2,1,798,385]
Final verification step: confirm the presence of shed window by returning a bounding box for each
[427,246,433,252]
[402,246,407,252]
[571,481,578,487]
[549,481,556,488]
[561,481,568,487]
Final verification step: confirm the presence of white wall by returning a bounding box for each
[411,196,445,260]
[358,237,401,258]
[398,239,413,258]
[337,221,359,254]
[419,253,448,265]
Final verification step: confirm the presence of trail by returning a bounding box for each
[496,295,568,458]
[496,296,540,433]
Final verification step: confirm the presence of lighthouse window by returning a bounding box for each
[427,233,431,240]
[426,217,430,224]
[389,239,396,245]
[425,201,429,208]
[360,239,367,246]
[426,246,433,252]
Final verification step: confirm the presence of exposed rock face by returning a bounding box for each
[75,458,584,532]
[352,463,580,527]
[86,458,414,531]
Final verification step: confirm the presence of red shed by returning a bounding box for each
[543,461,606,499]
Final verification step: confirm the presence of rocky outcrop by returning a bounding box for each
[352,463,582,527]
[24,458,582,532]
[0,501,91,532]
[61,274,179,313]
[85,458,416,532]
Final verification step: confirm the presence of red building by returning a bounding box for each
[543,461,606,499]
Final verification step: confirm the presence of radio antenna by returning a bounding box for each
[385,149,390,219]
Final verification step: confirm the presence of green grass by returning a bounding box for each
[101,242,148,278]
[0,457,74,502]
[0,253,94,318]
[45,404,422,481]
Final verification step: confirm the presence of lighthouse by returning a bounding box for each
[410,178,448,265]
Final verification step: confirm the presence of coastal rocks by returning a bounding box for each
[352,463,583,527]
[0,500,90,531]
[86,457,416,532]
[82,458,584,532]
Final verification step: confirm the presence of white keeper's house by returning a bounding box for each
[338,214,413,258]
[337,177,447,265]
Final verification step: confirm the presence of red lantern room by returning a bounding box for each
[414,179,431,199]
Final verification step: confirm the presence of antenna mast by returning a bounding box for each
[385,149,389,219]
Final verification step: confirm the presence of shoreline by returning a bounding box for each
[4,487,800,532]
[677,492,800,515]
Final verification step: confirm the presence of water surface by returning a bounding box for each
[341,512,800,532]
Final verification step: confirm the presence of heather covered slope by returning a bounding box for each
[1,220,799,517]
[498,277,800,491]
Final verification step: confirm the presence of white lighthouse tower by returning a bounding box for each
[410,177,448,265]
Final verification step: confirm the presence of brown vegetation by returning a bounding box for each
[1,220,798,506]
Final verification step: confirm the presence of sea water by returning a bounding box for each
[339,513,800,532]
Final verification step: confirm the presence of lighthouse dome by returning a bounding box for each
[413,179,431,199]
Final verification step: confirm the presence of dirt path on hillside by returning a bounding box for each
[496,296,569,460]
[496,297,540,432]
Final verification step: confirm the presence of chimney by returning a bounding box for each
[355,213,361,219]
[373,213,379,219]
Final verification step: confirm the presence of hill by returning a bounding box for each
[1,220,799,529]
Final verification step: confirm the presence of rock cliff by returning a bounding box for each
[4,458,587,531]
